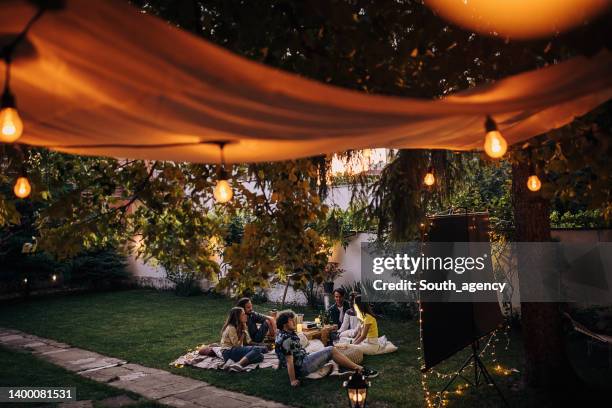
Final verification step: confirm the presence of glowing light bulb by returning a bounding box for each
[527,175,542,192]
[52,274,57,282]
[213,179,233,203]
[424,171,435,186]
[483,116,507,158]
[484,130,508,158]
[14,176,31,198]
[0,106,23,143]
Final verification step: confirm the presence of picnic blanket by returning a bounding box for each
[170,335,344,378]
[171,345,279,372]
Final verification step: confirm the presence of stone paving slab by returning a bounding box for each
[110,374,204,400]
[0,327,292,408]
[43,348,126,372]
[80,365,136,383]
[121,363,174,376]
[0,334,33,346]
[158,396,204,408]
[171,385,256,408]
[30,343,71,354]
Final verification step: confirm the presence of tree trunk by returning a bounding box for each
[511,160,574,387]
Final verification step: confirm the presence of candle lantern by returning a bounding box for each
[343,373,370,408]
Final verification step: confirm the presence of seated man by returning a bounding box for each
[338,309,361,340]
[327,288,351,326]
[337,291,361,340]
[237,297,276,343]
[274,310,378,387]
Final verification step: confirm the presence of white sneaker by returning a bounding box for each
[226,363,245,372]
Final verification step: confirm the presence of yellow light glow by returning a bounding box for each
[425,0,610,39]
[527,175,542,192]
[0,107,23,143]
[348,388,366,404]
[484,130,508,159]
[14,176,31,198]
[424,172,435,186]
[297,323,303,333]
[213,179,233,203]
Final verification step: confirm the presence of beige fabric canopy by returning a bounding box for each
[2,0,611,163]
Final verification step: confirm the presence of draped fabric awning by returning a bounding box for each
[2,0,611,164]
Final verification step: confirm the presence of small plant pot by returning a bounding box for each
[323,281,335,294]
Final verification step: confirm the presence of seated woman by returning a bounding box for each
[220,307,267,372]
[349,295,381,355]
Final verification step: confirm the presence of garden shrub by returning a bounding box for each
[66,248,130,290]
[165,266,202,296]
[0,233,68,294]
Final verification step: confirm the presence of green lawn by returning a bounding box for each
[0,289,598,407]
[0,346,163,408]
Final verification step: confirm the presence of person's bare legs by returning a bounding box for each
[238,357,249,367]
[331,347,362,372]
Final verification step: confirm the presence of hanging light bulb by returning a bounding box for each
[527,174,541,192]
[1,56,23,143]
[483,116,507,159]
[14,176,31,198]
[0,104,23,143]
[424,167,435,186]
[213,141,233,203]
[214,178,233,203]
[526,154,542,192]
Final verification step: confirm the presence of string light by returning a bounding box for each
[0,55,23,143]
[213,141,233,203]
[424,167,435,186]
[0,97,23,143]
[483,116,508,159]
[417,229,516,407]
[526,151,542,192]
[1,4,48,144]
[213,179,233,203]
[14,175,31,199]
[527,175,541,192]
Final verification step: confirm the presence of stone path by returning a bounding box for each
[0,328,290,408]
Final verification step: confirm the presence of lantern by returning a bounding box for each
[343,373,370,408]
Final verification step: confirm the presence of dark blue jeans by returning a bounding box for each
[249,320,270,343]
[221,346,265,364]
